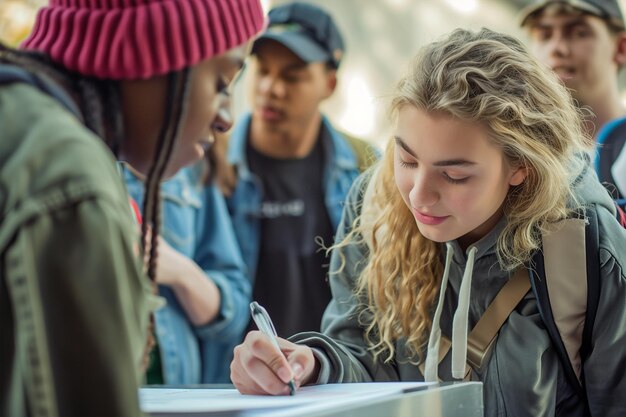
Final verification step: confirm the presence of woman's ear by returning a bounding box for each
[509,165,529,186]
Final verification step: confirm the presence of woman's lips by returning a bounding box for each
[413,209,450,226]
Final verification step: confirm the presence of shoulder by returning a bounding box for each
[0,83,128,216]
[341,165,381,226]
[598,116,626,144]
[319,116,379,170]
[346,167,375,203]
[333,128,380,172]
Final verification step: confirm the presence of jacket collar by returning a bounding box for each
[227,112,359,180]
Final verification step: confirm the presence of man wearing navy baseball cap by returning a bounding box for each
[226,2,378,337]
[253,2,345,69]
[521,0,626,206]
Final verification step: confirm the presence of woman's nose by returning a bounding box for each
[409,172,438,208]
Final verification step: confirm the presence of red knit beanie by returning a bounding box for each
[22,0,265,80]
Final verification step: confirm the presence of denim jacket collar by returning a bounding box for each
[227,112,360,179]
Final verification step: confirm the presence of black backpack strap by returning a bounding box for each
[581,208,601,364]
[0,64,80,117]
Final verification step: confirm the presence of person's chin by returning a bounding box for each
[415,223,453,243]
[163,150,202,179]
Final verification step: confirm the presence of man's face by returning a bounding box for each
[249,40,336,135]
[526,10,621,104]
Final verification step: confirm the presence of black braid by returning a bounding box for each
[0,44,69,85]
[140,68,191,283]
[103,81,124,157]
[76,78,105,137]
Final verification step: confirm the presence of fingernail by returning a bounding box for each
[277,367,292,382]
[292,363,303,379]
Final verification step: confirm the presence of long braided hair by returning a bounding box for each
[137,69,190,368]
[0,43,190,370]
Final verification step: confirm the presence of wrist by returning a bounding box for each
[167,254,194,289]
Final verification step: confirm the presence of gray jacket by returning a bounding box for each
[291,163,626,417]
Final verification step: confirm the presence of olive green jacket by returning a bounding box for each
[0,83,154,416]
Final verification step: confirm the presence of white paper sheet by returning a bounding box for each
[140,382,434,415]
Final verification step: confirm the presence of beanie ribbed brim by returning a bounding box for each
[22,0,265,80]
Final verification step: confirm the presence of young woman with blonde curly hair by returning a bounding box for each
[230,28,626,416]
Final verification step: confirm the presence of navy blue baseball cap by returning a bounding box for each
[252,2,345,68]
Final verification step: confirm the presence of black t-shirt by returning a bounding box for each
[246,128,334,336]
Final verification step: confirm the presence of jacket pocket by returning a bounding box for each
[160,184,202,255]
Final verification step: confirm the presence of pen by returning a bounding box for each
[249,301,297,396]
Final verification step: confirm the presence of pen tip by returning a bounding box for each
[288,380,296,396]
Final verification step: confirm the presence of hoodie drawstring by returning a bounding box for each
[451,246,477,378]
[424,244,478,381]
[424,243,453,382]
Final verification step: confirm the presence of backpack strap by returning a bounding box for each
[466,268,530,370]
[579,209,600,369]
[542,218,587,381]
[531,211,600,399]
[418,268,531,380]
[0,63,80,117]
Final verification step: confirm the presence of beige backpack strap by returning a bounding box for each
[541,218,587,382]
[466,268,530,370]
[418,268,530,380]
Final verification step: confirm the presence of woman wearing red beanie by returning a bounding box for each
[0,0,264,415]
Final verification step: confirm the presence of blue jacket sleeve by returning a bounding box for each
[192,184,251,341]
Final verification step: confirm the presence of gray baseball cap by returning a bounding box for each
[520,0,625,28]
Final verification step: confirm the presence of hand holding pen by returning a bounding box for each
[249,302,297,395]
[230,302,318,396]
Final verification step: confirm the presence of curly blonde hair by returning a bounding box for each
[338,28,593,364]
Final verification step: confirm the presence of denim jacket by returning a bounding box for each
[124,165,250,383]
[226,112,377,283]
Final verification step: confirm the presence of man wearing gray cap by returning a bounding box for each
[225,2,378,337]
[521,0,626,205]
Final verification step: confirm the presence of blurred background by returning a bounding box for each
[2,0,626,146]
